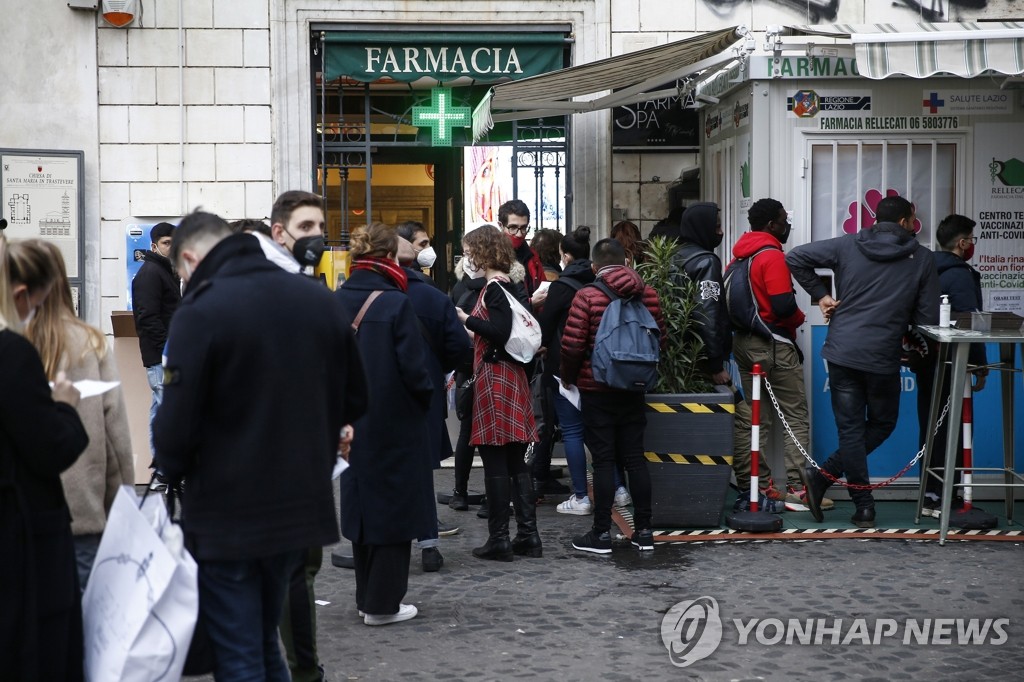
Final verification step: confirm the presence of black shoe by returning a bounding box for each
[510,473,542,557]
[803,464,828,523]
[472,538,513,561]
[331,550,355,569]
[422,547,444,572]
[572,529,612,555]
[851,507,876,528]
[437,521,461,537]
[449,490,470,511]
[476,505,488,519]
[631,529,654,551]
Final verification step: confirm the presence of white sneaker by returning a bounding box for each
[614,486,633,507]
[556,495,593,515]
[364,603,417,626]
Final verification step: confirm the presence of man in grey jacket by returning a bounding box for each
[786,196,939,527]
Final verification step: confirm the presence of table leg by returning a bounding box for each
[916,342,950,525]
[1001,344,1017,523]
[940,344,969,546]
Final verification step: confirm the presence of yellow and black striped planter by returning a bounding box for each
[644,386,735,528]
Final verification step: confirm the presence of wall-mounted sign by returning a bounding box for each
[922,89,1014,116]
[974,122,1024,314]
[324,31,565,84]
[788,90,871,118]
[818,115,960,131]
[767,55,860,79]
[612,87,700,150]
[1,148,85,312]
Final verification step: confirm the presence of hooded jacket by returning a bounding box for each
[538,258,595,381]
[935,250,986,367]
[730,230,805,342]
[561,265,666,392]
[131,250,181,367]
[786,223,940,374]
[671,202,730,375]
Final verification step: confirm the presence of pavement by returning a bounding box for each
[178,465,1023,682]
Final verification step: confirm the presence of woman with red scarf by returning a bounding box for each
[456,226,541,561]
[335,223,434,626]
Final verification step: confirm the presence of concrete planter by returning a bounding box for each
[644,385,734,528]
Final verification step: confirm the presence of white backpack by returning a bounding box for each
[490,280,542,363]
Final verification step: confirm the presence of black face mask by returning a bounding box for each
[776,223,792,245]
[711,232,724,249]
[292,235,325,269]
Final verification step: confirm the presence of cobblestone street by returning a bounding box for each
[299,470,1024,682]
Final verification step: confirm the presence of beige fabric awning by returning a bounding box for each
[789,22,1024,79]
[473,26,745,139]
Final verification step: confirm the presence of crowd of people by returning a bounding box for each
[1,189,986,679]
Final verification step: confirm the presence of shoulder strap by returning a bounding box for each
[589,279,621,302]
[351,290,384,334]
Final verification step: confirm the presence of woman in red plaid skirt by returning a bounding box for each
[456,226,540,561]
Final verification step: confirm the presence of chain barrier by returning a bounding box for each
[761,376,951,491]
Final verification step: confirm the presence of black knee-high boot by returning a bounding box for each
[510,473,542,557]
[473,476,513,561]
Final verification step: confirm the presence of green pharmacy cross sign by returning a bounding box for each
[412,87,471,147]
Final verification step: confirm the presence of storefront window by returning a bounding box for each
[810,140,958,245]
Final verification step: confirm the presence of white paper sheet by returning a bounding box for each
[332,456,349,480]
[50,379,120,399]
[555,376,580,411]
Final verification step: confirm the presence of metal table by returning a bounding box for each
[915,325,1024,544]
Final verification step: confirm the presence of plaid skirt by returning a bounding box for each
[469,343,538,447]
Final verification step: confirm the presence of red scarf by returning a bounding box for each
[351,256,409,292]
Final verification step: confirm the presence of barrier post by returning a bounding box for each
[749,363,762,513]
[950,372,996,529]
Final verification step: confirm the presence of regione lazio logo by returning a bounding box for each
[923,92,945,114]
[661,597,723,667]
[788,90,819,118]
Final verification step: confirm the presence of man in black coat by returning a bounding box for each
[787,196,939,527]
[153,211,368,679]
[397,237,471,571]
[915,214,988,515]
[671,202,732,385]
[130,221,180,471]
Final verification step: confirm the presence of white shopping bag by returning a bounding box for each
[83,486,199,682]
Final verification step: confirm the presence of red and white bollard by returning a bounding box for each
[961,379,974,511]
[950,372,996,529]
[725,363,782,532]
[749,363,762,513]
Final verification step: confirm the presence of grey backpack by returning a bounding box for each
[589,280,660,392]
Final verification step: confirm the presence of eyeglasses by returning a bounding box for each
[961,236,978,244]
[504,224,530,236]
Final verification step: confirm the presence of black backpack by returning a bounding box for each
[722,245,780,340]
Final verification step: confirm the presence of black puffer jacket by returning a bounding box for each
[131,251,181,366]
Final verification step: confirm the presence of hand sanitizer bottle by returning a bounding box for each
[940,295,951,328]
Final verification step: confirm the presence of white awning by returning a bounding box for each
[473,26,747,140]
[789,22,1024,79]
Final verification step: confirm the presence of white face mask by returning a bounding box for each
[417,246,437,269]
[464,256,486,280]
[21,306,36,326]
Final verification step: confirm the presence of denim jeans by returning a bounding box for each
[825,362,900,508]
[580,390,652,534]
[552,391,587,497]
[72,533,101,591]
[198,550,303,682]
[145,363,164,459]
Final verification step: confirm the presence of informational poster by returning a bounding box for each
[1,151,82,278]
[973,122,1024,315]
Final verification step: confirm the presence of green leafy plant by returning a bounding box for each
[637,236,713,395]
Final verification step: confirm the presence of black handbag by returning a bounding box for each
[455,373,475,421]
